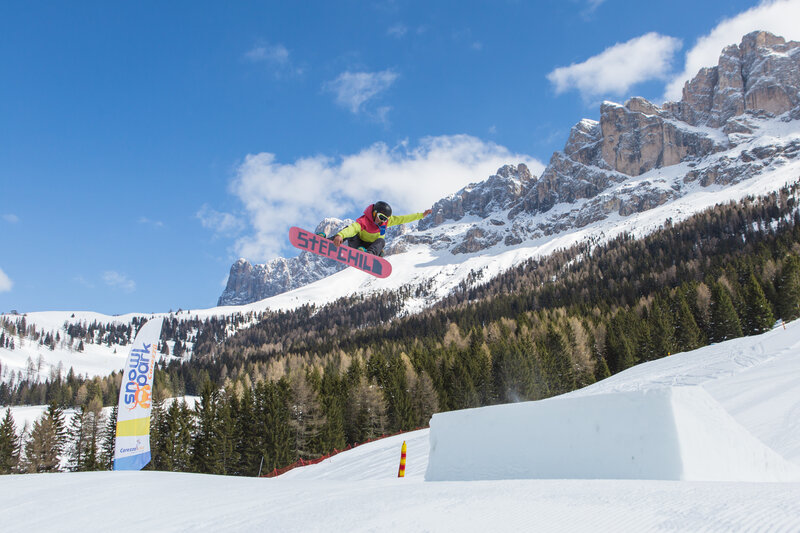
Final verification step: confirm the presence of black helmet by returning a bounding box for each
[373,201,392,218]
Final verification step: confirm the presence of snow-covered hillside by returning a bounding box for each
[2,318,799,532]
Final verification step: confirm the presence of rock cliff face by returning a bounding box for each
[219,31,800,306]
[217,219,347,306]
[665,32,800,128]
[598,99,725,176]
[419,164,535,231]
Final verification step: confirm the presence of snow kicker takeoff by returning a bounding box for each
[289,226,392,278]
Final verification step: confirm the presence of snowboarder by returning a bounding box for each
[328,201,433,256]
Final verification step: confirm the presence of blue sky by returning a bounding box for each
[2,0,799,315]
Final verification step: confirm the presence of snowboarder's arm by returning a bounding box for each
[387,210,432,227]
[336,222,362,239]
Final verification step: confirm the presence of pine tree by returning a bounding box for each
[67,405,87,471]
[0,408,20,474]
[593,355,611,382]
[409,371,439,427]
[215,391,237,475]
[539,323,576,396]
[288,372,326,460]
[743,271,775,335]
[605,310,637,373]
[647,296,677,359]
[172,401,195,472]
[255,378,293,473]
[147,401,164,470]
[46,402,66,452]
[155,400,194,471]
[81,397,105,471]
[233,387,261,476]
[673,289,703,352]
[192,380,224,474]
[22,412,61,473]
[318,366,346,454]
[380,356,415,433]
[67,397,106,471]
[444,356,479,410]
[693,282,713,333]
[565,317,596,388]
[100,405,118,470]
[346,376,388,442]
[491,332,537,403]
[466,329,493,405]
[709,281,744,342]
[777,255,800,321]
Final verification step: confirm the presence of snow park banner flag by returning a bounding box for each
[114,317,164,471]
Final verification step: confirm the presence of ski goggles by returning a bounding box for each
[376,212,389,223]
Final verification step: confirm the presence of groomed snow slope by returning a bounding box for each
[1,321,799,532]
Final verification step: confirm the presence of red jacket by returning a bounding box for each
[336,204,425,243]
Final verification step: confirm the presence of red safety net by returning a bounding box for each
[263,428,423,478]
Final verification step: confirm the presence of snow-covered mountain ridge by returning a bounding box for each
[220,31,800,305]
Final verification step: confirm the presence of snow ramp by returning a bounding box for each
[425,386,800,482]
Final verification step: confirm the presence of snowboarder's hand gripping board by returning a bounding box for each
[289,226,392,278]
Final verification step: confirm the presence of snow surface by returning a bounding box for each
[2,320,800,531]
[426,386,799,482]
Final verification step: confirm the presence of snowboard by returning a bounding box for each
[289,226,392,278]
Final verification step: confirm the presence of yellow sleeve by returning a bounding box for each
[387,212,425,227]
[336,221,362,239]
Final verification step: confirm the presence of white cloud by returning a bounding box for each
[547,32,683,100]
[244,42,303,77]
[230,135,545,262]
[0,268,12,292]
[325,70,399,114]
[196,205,245,237]
[138,217,164,228]
[74,276,96,289]
[387,24,408,37]
[103,271,136,293]
[664,0,800,101]
[2,214,19,224]
[245,43,289,64]
[584,0,606,12]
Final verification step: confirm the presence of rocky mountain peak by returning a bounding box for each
[666,31,800,128]
[418,163,535,231]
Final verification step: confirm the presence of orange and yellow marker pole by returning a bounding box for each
[398,440,407,478]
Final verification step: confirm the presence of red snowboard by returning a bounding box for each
[289,226,392,278]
